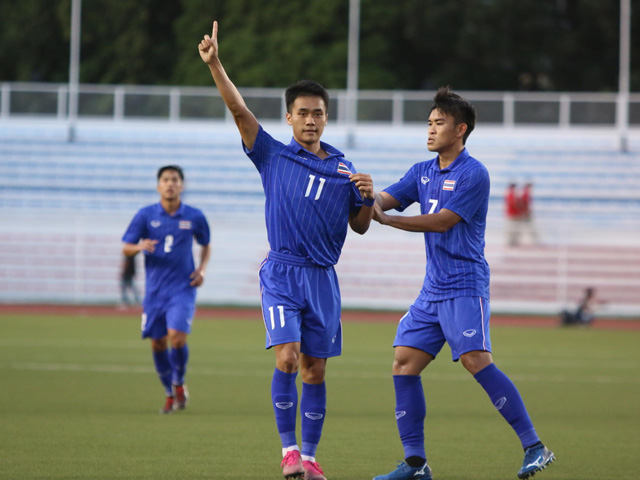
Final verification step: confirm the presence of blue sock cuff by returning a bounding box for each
[393,374,421,389]
[273,368,298,384]
[173,344,188,357]
[302,382,326,395]
[473,362,497,382]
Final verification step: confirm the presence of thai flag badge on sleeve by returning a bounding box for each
[179,220,192,229]
[443,179,456,191]
[337,162,352,175]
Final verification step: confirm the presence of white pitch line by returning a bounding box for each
[0,339,142,349]
[8,362,640,385]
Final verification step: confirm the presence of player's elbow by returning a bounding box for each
[349,217,371,235]
[352,224,369,235]
[433,222,453,233]
[432,210,461,233]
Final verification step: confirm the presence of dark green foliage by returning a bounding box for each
[0,0,638,91]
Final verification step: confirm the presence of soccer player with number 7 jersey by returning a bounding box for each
[199,21,375,480]
[372,87,554,480]
[122,165,211,415]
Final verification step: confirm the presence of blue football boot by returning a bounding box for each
[373,460,432,480]
[518,444,555,479]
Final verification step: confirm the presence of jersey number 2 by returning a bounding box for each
[164,235,174,253]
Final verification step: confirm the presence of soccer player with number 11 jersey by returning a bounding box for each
[199,21,375,480]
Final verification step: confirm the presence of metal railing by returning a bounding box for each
[2,82,640,128]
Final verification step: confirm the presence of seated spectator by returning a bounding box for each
[560,287,605,326]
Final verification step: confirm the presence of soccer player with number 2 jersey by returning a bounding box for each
[122,165,211,415]
[371,87,554,480]
[199,21,375,480]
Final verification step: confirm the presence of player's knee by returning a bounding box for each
[276,352,300,373]
[150,338,167,352]
[168,329,187,348]
[392,357,417,375]
[392,348,431,375]
[460,350,492,374]
[301,364,326,384]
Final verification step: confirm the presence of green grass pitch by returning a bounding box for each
[1,312,638,479]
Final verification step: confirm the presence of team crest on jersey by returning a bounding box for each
[150,220,161,228]
[443,179,456,191]
[179,220,192,230]
[337,162,352,175]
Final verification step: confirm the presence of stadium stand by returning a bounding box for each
[0,119,638,317]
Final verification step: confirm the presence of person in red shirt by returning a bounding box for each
[504,182,522,246]
[520,182,539,245]
[505,182,539,247]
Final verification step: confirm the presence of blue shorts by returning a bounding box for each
[259,251,342,358]
[141,298,195,340]
[394,293,491,361]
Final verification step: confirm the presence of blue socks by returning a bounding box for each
[153,344,189,396]
[301,382,326,459]
[271,369,328,456]
[474,363,539,448]
[394,375,426,460]
[152,350,173,396]
[272,368,299,449]
[392,365,539,460]
[170,344,189,386]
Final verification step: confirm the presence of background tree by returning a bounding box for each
[173,0,350,87]
[63,0,184,85]
[0,0,637,92]
[0,1,69,82]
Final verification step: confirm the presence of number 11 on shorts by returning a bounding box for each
[268,305,285,329]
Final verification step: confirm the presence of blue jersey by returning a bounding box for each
[384,148,490,300]
[122,202,210,307]
[245,125,364,267]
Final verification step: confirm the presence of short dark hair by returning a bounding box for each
[157,165,184,181]
[285,80,329,114]
[430,86,476,144]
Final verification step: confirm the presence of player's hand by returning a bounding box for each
[198,21,219,65]
[139,239,158,253]
[372,203,389,225]
[190,268,206,287]
[349,173,374,203]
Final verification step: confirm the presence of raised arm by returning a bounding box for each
[199,21,259,149]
